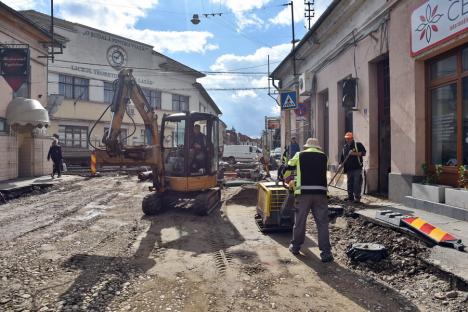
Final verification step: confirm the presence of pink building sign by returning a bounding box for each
[411,0,468,56]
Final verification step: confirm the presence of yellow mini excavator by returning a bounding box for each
[92,69,221,215]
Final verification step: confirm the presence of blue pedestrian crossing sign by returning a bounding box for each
[280,90,297,110]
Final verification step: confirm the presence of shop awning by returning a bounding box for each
[5,97,49,128]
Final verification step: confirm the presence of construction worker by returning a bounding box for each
[260,148,271,178]
[287,138,332,262]
[340,132,366,203]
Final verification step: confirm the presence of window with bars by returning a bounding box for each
[59,75,89,100]
[104,81,114,103]
[142,88,161,109]
[172,94,189,111]
[58,125,88,148]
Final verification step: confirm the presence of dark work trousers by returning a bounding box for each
[291,194,331,258]
[346,169,362,199]
[52,160,62,177]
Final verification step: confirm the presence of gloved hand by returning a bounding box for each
[288,180,295,190]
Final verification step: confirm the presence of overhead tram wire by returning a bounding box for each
[45,80,269,92]
[51,59,267,76]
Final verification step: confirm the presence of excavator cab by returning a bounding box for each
[142,112,221,216]
[161,112,219,190]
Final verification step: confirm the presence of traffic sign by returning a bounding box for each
[280,90,297,110]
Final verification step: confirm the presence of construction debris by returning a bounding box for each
[346,243,389,262]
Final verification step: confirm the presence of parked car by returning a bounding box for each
[222,145,261,164]
[271,147,282,159]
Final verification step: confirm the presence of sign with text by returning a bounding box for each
[267,118,280,129]
[280,90,297,110]
[0,46,29,91]
[411,0,468,56]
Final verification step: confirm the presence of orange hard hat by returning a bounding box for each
[344,132,353,139]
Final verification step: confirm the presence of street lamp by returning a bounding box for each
[190,12,223,25]
[191,14,200,25]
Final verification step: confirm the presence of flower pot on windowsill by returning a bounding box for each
[445,188,468,210]
[411,183,448,203]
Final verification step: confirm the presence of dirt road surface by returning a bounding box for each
[0,175,465,311]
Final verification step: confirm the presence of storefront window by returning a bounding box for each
[431,84,457,166]
[464,78,468,165]
[427,46,468,174]
[463,48,468,72]
[430,54,456,80]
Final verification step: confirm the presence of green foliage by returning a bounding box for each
[458,165,467,189]
[421,163,433,184]
[421,163,440,184]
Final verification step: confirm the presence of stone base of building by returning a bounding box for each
[388,173,423,204]
[404,196,468,221]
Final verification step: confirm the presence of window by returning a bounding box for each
[59,75,89,100]
[0,118,7,133]
[58,125,88,148]
[199,102,207,113]
[428,47,468,168]
[104,82,114,103]
[142,88,161,109]
[172,94,189,111]
[431,84,457,165]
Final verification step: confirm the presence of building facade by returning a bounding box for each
[0,3,57,181]
[22,11,221,163]
[272,0,468,203]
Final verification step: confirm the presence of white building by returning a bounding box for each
[22,10,221,163]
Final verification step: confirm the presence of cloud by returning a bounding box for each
[3,0,44,10]
[200,43,290,136]
[125,29,219,54]
[15,0,218,54]
[232,90,258,100]
[269,1,304,26]
[208,0,272,30]
[210,43,291,71]
[269,0,332,28]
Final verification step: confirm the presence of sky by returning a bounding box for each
[7,0,332,137]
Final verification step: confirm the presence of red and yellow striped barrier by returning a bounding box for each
[401,217,464,251]
[90,152,97,175]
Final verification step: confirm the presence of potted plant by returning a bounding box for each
[411,163,448,203]
[445,165,468,210]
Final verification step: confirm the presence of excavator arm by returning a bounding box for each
[94,68,164,191]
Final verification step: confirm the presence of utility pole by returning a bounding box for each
[290,1,296,77]
[50,0,54,62]
[304,1,315,30]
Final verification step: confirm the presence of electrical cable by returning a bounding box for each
[51,59,267,75]
[88,102,112,151]
[352,30,358,79]
[45,80,269,91]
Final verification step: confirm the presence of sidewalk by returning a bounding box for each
[353,194,468,284]
[0,175,77,193]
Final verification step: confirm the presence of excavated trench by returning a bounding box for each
[231,186,468,310]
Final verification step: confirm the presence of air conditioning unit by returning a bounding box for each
[342,78,359,109]
[299,71,312,96]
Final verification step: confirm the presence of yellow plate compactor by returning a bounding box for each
[255,182,295,233]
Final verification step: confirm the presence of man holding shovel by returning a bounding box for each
[340,132,366,203]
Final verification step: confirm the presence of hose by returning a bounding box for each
[88,103,112,151]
